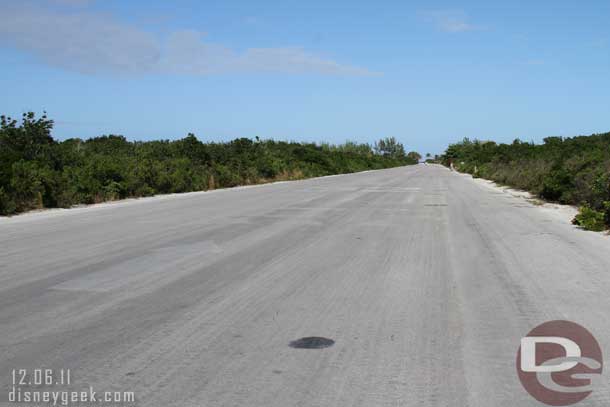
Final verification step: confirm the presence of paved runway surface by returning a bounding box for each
[2,164,610,406]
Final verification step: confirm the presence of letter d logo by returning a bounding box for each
[520,336,581,373]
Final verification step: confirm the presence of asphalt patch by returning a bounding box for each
[289,337,335,349]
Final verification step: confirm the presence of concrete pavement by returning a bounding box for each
[2,164,610,406]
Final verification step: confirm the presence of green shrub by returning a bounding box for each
[541,168,574,202]
[572,205,606,231]
[0,112,418,215]
[102,181,125,201]
[10,160,45,211]
[0,187,16,215]
[604,201,610,227]
[442,133,610,231]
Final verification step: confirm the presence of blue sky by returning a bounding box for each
[0,0,609,155]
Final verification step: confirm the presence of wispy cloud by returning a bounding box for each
[0,3,160,74]
[420,10,480,33]
[161,30,375,76]
[49,0,95,6]
[0,3,375,77]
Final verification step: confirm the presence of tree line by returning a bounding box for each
[0,112,419,216]
[442,133,610,231]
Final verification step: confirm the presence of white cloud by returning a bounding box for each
[0,4,160,74]
[0,3,375,77]
[49,0,95,6]
[161,30,375,76]
[420,10,480,33]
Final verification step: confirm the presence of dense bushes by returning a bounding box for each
[0,113,418,216]
[572,204,608,231]
[442,134,610,231]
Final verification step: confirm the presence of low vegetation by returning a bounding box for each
[0,112,419,216]
[442,133,610,231]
